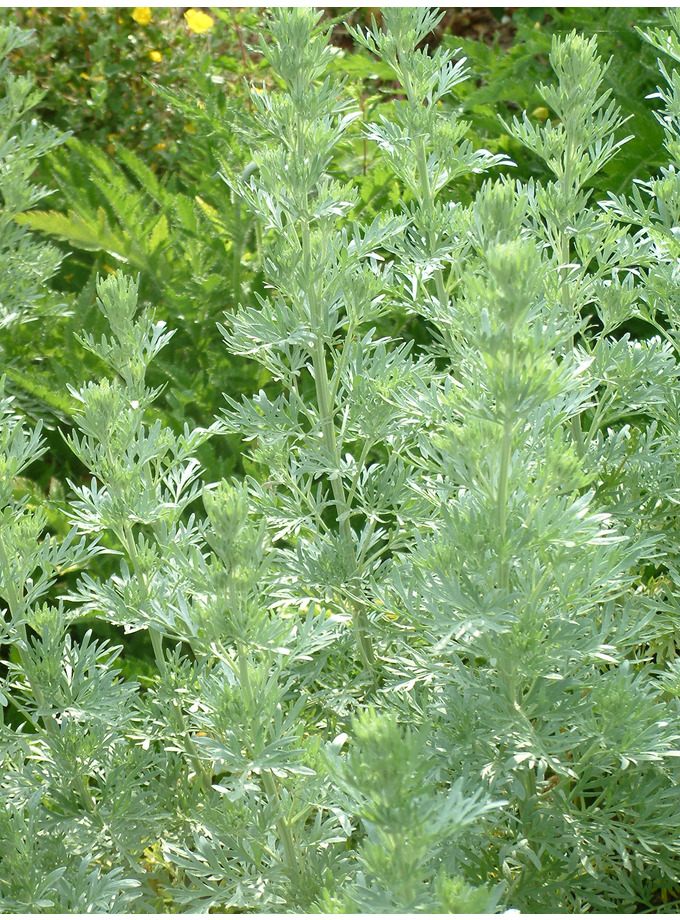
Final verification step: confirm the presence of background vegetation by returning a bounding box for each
[1,5,669,482]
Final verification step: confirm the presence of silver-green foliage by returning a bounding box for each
[3,7,680,914]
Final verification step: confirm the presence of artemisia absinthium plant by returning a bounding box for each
[0,24,144,912]
[603,9,680,668]
[218,9,508,910]
[350,10,680,913]
[62,271,352,911]
[221,7,507,687]
[1,11,501,912]
[5,6,680,914]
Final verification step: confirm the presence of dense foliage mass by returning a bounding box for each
[3,6,680,913]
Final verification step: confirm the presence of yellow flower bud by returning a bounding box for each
[132,7,152,26]
[532,106,550,121]
[149,50,162,63]
[184,8,214,34]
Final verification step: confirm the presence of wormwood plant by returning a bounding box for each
[355,10,680,912]
[5,7,680,914]
[451,8,669,196]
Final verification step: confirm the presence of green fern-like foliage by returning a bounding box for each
[16,137,266,480]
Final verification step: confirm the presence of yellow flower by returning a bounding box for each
[149,50,162,63]
[132,7,152,26]
[184,8,214,34]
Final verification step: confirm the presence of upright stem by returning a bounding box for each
[559,132,585,456]
[237,642,300,878]
[232,161,257,309]
[289,97,376,670]
[560,233,584,454]
[519,767,537,827]
[414,136,448,314]
[301,220,375,671]
[262,770,300,878]
[497,414,513,594]
[120,521,209,789]
[121,522,165,674]
[0,535,23,636]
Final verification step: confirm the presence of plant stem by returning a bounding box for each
[497,414,513,594]
[120,522,165,673]
[642,313,680,360]
[120,521,210,790]
[414,136,449,314]
[561,234,584,454]
[262,769,300,878]
[0,534,23,628]
[301,220,376,671]
[236,642,300,878]
[559,129,586,457]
